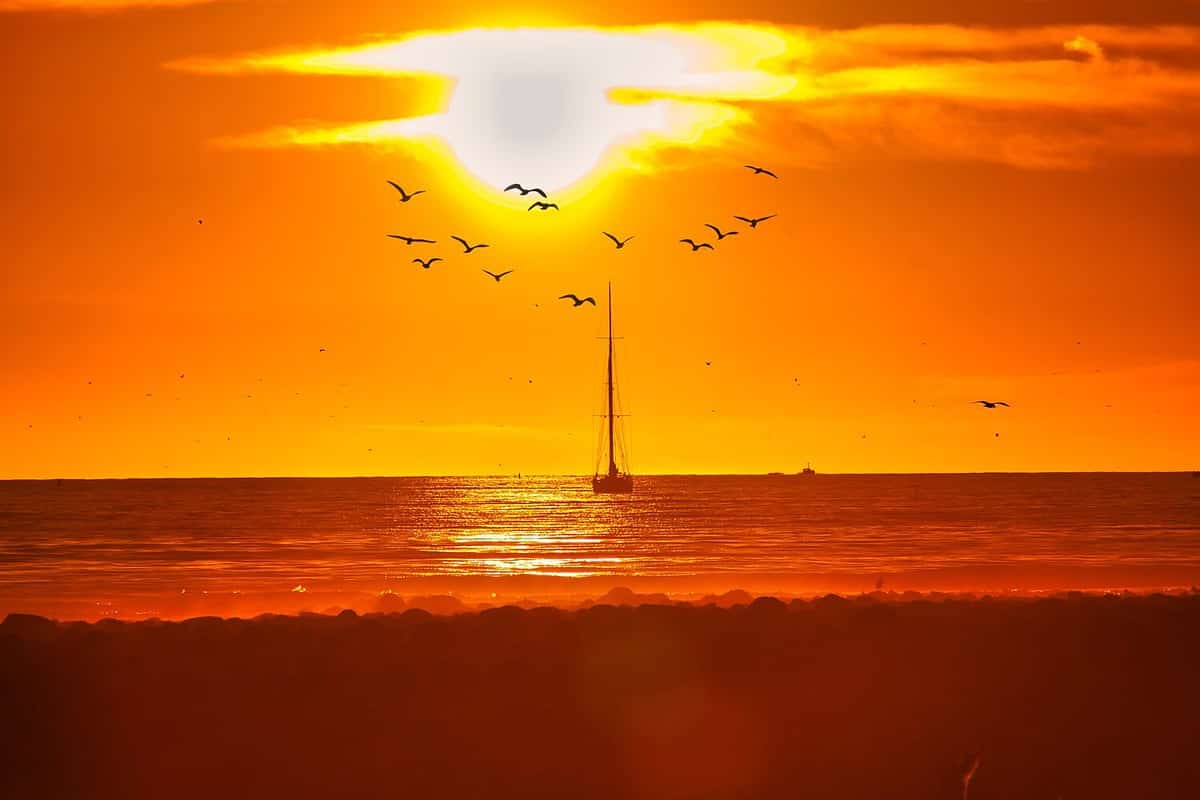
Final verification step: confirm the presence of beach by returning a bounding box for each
[4,592,1198,799]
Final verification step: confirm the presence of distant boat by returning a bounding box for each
[798,463,816,476]
[593,284,633,494]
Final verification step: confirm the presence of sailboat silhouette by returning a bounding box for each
[593,284,633,494]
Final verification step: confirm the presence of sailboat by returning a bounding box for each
[593,284,634,494]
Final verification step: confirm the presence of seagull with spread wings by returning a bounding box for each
[451,235,489,254]
[504,183,547,198]
[386,234,436,245]
[386,181,425,202]
[973,400,1010,408]
[529,201,559,211]
[744,164,779,178]
[705,224,738,240]
[558,294,596,307]
[482,269,514,282]
[413,257,443,269]
[603,232,634,249]
[680,238,714,251]
[734,214,777,229]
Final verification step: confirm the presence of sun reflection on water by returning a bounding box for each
[399,479,635,576]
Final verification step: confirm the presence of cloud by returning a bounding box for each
[1,0,213,10]
[172,23,1200,170]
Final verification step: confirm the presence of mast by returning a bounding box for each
[606,283,617,477]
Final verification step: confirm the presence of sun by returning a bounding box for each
[427,67,671,191]
[191,25,796,193]
[352,27,753,192]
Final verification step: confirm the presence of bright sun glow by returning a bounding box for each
[195,27,795,191]
[172,23,1200,182]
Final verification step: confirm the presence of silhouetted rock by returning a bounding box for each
[406,594,465,615]
[480,605,527,624]
[1,613,58,641]
[747,596,787,614]
[710,589,753,607]
[599,586,638,605]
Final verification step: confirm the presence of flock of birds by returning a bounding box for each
[24,162,1014,454]
[383,166,1015,418]
[383,164,786,309]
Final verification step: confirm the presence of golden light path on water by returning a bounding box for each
[3,475,1200,620]
[403,482,636,577]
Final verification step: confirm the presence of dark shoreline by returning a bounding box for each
[4,593,1199,799]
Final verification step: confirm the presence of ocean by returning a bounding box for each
[1,473,1198,619]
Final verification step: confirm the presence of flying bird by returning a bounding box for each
[680,238,714,251]
[504,183,547,198]
[387,234,436,245]
[558,294,596,307]
[603,232,634,249]
[529,201,559,211]
[734,214,777,229]
[482,269,514,282]
[744,164,779,178]
[973,400,1010,408]
[413,257,443,269]
[451,235,489,253]
[704,224,738,240]
[386,181,425,202]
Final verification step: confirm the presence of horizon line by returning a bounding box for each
[2,469,1196,482]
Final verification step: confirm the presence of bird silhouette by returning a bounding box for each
[744,164,779,178]
[559,294,596,307]
[504,183,547,198]
[482,269,514,282]
[386,181,425,202]
[973,400,1010,408]
[734,214,777,228]
[705,224,738,240]
[413,257,443,269]
[680,238,714,251]
[451,235,489,254]
[387,234,436,245]
[603,232,634,249]
[529,201,559,211]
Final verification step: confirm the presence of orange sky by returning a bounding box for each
[1,1,1198,478]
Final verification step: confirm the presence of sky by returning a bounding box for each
[1,0,1199,477]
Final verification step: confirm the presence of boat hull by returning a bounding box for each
[592,474,634,494]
